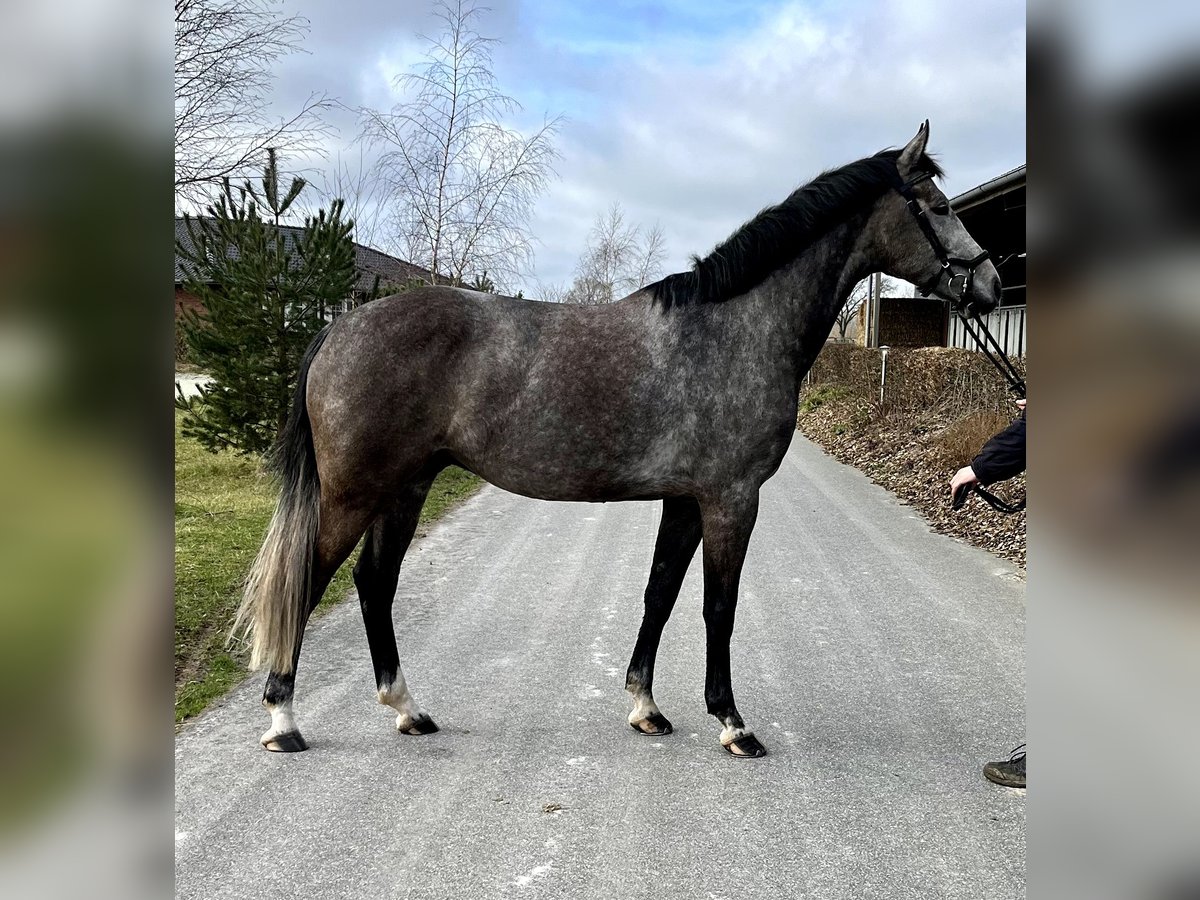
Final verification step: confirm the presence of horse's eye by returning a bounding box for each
[931,202,951,215]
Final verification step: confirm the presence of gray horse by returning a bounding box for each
[235,122,999,758]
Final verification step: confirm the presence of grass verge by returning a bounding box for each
[174,411,482,723]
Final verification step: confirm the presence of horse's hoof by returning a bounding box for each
[398,713,439,735]
[722,733,767,758]
[261,731,308,752]
[630,712,674,736]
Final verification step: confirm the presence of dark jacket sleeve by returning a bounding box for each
[971,413,1026,486]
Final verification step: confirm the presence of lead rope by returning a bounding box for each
[951,306,1027,515]
[891,165,1027,514]
[954,482,1026,514]
[958,311,1026,398]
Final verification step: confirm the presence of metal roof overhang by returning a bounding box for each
[950,164,1026,213]
[950,165,1026,306]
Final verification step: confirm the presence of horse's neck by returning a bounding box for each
[746,213,875,374]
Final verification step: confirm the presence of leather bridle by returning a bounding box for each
[893,167,1028,515]
[893,168,1027,400]
[892,170,992,303]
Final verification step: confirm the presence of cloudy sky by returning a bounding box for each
[267,0,1025,293]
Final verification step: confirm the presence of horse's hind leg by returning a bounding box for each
[261,496,374,751]
[625,497,702,736]
[354,481,439,735]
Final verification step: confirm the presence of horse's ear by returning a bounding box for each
[898,120,931,171]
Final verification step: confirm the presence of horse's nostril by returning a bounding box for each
[978,274,1001,312]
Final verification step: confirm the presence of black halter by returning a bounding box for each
[892,170,992,301]
[895,168,1028,516]
[892,169,1027,400]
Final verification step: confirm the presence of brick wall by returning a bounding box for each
[175,285,205,320]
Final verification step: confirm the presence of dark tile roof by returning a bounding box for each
[174,217,433,292]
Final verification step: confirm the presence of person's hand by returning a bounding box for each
[1015,398,1026,410]
[950,465,978,499]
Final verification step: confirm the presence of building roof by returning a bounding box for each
[950,164,1026,308]
[950,164,1026,213]
[174,217,432,293]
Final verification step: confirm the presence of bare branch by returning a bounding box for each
[356,0,561,290]
[562,203,668,305]
[315,147,395,253]
[833,278,871,341]
[174,0,333,208]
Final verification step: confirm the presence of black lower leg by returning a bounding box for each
[260,561,338,752]
[701,492,766,758]
[354,481,436,733]
[355,485,427,686]
[626,498,703,692]
[626,498,701,734]
[702,617,739,725]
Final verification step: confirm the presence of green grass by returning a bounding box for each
[174,411,482,723]
[797,384,851,415]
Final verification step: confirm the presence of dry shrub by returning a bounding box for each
[798,342,1027,567]
[808,344,1025,419]
[932,409,1015,468]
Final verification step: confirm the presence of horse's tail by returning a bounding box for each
[231,325,332,674]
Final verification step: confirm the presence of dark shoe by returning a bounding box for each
[983,743,1026,788]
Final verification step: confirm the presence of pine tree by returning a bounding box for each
[176,150,359,455]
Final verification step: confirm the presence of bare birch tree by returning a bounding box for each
[359,0,562,289]
[174,0,331,207]
[562,203,668,305]
[627,223,667,294]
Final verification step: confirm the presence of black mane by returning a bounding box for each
[648,149,943,307]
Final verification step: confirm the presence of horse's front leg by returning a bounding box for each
[625,497,702,735]
[700,490,767,758]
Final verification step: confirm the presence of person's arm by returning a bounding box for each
[971,413,1026,486]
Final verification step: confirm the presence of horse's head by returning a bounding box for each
[873,121,1002,316]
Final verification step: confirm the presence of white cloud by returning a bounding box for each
[521,0,1025,290]
[235,0,1024,293]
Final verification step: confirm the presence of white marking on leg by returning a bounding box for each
[378,669,425,731]
[720,722,749,747]
[627,691,662,726]
[260,698,298,744]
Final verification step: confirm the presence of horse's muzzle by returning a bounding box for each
[966,270,1002,316]
[957,259,1001,316]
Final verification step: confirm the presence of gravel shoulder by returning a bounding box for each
[798,396,1027,568]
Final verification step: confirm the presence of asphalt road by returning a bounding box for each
[175,435,1025,899]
